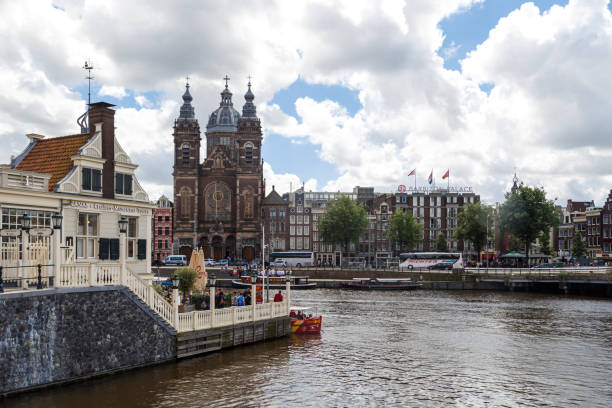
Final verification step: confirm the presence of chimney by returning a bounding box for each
[88,102,116,199]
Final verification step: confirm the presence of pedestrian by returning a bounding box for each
[274,290,283,302]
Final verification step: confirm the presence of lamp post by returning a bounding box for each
[486,214,489,274]
[51,212,63,286]
[118,217,128,284]
[285,271,291,315]
[209,273,216,327]
[250,270,258,321]
[172,273,180,327]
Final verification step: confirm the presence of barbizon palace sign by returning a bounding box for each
[397,185,473,193]
[68,200,150,215]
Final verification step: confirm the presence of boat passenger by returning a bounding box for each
[274,290,283,302]
[237,293,245,306]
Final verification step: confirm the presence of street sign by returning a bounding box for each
[30,228,52,237]
[0,229,21,237]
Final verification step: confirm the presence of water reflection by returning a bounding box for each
[4,290,611,407]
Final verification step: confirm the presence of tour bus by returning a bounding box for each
[268,251,314,267]
[398,252,464,270]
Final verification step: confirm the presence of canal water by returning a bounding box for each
[5,290,612,407]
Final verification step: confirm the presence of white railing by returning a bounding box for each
[466,267,612,276]
[50,262,289,333]
[175,301,289,333]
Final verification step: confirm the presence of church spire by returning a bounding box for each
[242,77,257,118]
[179,76,195,121]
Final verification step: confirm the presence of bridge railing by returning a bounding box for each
[466,267,612,277]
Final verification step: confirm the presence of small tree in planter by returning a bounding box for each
[176,268,197,303]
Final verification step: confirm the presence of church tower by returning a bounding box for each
[173,81,201,250]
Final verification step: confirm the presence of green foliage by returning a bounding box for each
[176,268,197,296]
[539,230,553,256]
[435,232,448,252]
[318,195,368,255]
[153,283,165,297]
[191,294,205,310]
[500,185,560,261]
[388,211,422,252]
[454,202,493,255]
[571,232,587,259]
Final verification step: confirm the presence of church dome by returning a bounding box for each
[207,83,240,132]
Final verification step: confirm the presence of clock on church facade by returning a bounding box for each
[172,77,264,262]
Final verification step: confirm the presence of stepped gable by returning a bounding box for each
[16,134,90,192]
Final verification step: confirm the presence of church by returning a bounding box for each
[172,78,264,261]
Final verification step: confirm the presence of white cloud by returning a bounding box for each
[0,0,610,208]
[98,85,128,99]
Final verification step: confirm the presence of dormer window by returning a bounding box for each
[82,168,102,192]
[115,173,132,195]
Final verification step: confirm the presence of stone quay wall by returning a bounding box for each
[0,286,176,396]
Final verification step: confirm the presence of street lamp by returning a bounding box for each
[20,214,31,231]
[486,214,490,273]
[172,274,180,290]
[118,217,128,234]
[51,212,63,230]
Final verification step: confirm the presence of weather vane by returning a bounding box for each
[83,60,94,106]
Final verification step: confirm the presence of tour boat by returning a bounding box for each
[290,306,322,334]
[231,275,317,290]
[341,277,422,290]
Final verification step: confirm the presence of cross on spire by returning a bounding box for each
[223,74,230,88]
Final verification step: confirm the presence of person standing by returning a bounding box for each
[274,290,283,302]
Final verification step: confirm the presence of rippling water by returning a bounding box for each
[5,290,612,407]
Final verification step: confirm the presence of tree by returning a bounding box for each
[571,232,586,260]
[388,211,422,252]
[176,268,197,298]
[539,230,553,256]
[435,232,448,252]
[499,185,560,266]
[454,202,493,257]
[318,195,368,258]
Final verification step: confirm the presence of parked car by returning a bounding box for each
[428,262,453,270]
[270,259,287,268]
[214,259,229,266]
[204,258,215,266]
[163,255,187,266]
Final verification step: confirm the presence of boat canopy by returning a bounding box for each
[290,306,312,312]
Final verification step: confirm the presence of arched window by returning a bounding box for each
[245,142,254,165]
[179,187,192,218]
[181,143,190,167]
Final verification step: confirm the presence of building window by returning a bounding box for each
[220,136,231,145]
[157,227,162,235]
[280,222,285,232]
[297,226,303,235]
[181,143,190,167]
[290,237,295,249]
[270,208,276,218]
[165,227,170,235]
[304,215,309,224]
[77,213,98,259]
[82,168,102,192]
[158,240,162,249]
[313,242,319,251]
[297,237,303,249]
[157,215,162,222]
[304,239,309,249]
[280,208,286,217]
[165,239,169,249]
[165,215,170,222]
[290,225,295,235]
[290,215,295,224]
[127,217,137,259]
[115,173,133,195]
[245,143,253,164]
[270,223,276,233]
[297,215,303,224]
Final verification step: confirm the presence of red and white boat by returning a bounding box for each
[289,306,322,334]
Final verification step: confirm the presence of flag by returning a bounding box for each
[408,168,416,177]
[442,169,449,179]
[427,170,433,185]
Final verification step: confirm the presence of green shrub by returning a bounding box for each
[175,268,197,296]
[153,283,165,297]
[191,294,205,309]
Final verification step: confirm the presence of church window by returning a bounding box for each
[181,143,190,167]
[220,136,231,145]
[245,142,254,164]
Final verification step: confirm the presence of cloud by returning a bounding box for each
[0,0,610,210]
[98,85,128,99]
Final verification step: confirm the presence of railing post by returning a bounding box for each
[0,266,4,293]
[251,283,257,321]
[88,263,93,286]
[192,311,196,331]
[210,286,215,328]
[285,279,291,315]
[173,287,179,329]
[232,307,236,325]
[36,264,43,289]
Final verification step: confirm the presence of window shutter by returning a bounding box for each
[115,173,123,195]
[125,175,133,195]
[92,169,102,191]
[82,168,91,190]
[110,239,120,260]
[137,239,147,260]
[99,238,109,260]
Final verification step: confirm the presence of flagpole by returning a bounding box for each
[448,170,450,190]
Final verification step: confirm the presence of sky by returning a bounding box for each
[1,0,611,207]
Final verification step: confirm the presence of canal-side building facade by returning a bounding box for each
[172,80,264,261]
[2,102,154,279]
[152,195,173,264]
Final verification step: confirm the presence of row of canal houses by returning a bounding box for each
[0,102,155,286]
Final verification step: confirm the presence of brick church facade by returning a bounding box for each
[173,79,264,261]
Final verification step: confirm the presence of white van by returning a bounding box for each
[163,255,187,266]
